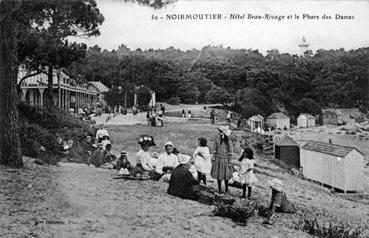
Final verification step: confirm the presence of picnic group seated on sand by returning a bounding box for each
[81,125,295,223]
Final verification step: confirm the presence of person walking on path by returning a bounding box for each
[210,109,215,125]
[211,126,233,193]
[193,137,211,185]
[238,148,258,199]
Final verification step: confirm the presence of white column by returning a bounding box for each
[38,88,44,107]
[133,93,137,107]
[21,88,28,102]
[29,90,34,106]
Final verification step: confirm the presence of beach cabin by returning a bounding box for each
[267,112,290,130]
[300,141,364,193]
[297,114,315,128]
[320,111,338,125]
[274,136,300,167]
[248,115,264,131]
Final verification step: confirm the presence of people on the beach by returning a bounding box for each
[89,143,106,167]
[239,148,258,199]
[96,124,109,143]
[226,110,232,123]
[134,135,156,173]
[115,151,132,171]
[154,141,179,180]
[167,154,200,201]
[182,109,185,118]
[211,125,233,193]
[264,178,295,225]
[193,137,211,185]
[210,109,215,124]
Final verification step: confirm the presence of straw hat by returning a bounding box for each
[120,151,127,155]
[267,178,283,192]
[164,141,174,148]
[217,125,231,137]
[178,154,191,165]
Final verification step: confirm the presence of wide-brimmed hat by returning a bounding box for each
[138,135,156,146]
[120,151,127,155]
[164,141,174,148]
[217,125,231,137]
[178,154,191,165]
[152,152,159,158]
[97,143,103,148]
[267,178,283,192]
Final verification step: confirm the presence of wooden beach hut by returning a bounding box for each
[300,141,364,193]
[297,114,315,128]
[267,112,290,130]
[274,136,300,167]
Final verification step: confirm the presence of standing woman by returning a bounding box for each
[211,126,233,193]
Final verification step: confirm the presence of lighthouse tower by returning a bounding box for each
[298,36,310,55]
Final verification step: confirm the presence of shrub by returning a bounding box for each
[19,103,93,164]
[213,197,258,224]
[167,97,181,105]
[295,216,363,238]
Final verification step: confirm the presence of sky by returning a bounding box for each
[75,0,369,55]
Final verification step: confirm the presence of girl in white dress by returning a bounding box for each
[193,137,211,185]
[239,148,257,199]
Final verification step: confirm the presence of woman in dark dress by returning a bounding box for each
[211,125,233,193]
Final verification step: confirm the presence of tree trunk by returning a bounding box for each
[0,0,23,167]
[124,89,127,109]
[46,65,54,106]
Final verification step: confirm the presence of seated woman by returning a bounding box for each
[264,178,296,224]
[153,142,179,180]
[115,151,132,171]
[89,143,105,167]
[133,135,156,176]
[167,154,200,201]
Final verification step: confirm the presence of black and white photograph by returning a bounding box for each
[1,0,369,237]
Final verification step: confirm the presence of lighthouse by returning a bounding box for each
[298,36,310,55]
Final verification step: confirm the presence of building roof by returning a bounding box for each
[89,81,109,93]
[302,141,363,157]
[298,113,315,119]
[249,114,264,122]
[275,135,299,146]
[267,112,289,120]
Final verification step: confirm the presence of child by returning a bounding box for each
[239,148,257,199]
[193,137,211,185]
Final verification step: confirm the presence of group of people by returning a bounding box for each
[82,123,295,225]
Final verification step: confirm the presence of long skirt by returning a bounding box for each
[211,159,232,180]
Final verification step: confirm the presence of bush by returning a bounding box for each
[19,103,93,164]
[167,97,181,105]
[213,197,258,224]
[295,216,363,238]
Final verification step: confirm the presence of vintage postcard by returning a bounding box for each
[1,0,368,237]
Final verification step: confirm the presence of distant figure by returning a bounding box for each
[95,124,109,143]
[115,151,131,171]
[210,109,216,125]
[146,111,151,126]
[237,117,243,128]
[182,109,186,118]
[160,104,165,115]
[226,110,232,123]
[188,110,192,118]
[89,143,106,167]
